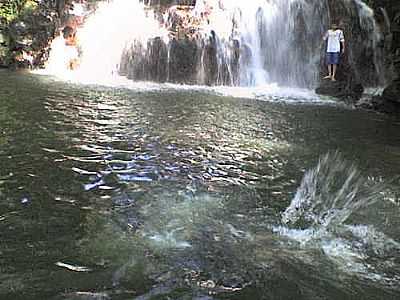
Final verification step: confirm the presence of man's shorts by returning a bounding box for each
[326,52,340,65]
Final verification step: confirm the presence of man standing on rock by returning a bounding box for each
[62,26,80,70]
[323,23,345,81]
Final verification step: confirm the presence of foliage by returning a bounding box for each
[0,0,27,24]
[0,0,40,25]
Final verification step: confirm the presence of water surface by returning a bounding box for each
[0,70,399,299]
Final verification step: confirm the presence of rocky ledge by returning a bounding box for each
[315,0,400,114]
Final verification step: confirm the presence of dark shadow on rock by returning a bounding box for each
[316,52,364,103]
[358,79,400,114]
[168,37,199,84]
[316,79,364,103]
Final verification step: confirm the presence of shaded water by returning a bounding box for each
[1,70,400,299]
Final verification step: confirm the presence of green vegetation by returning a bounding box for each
[0,0,50,67]
[0,1,24,24]
[0,0,39,24]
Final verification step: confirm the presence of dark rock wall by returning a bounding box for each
[317,0,400,107]
[356,0,400,112]
[119,34,240,86]
[372,1,400,107]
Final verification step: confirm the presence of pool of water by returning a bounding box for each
[0,70,399,300]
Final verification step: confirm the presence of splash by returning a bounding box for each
[277,151,400,284]
[281,151,384,229]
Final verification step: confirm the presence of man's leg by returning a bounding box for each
[324,53,332,79]
[331,64,337,81]
[324,65,332,79]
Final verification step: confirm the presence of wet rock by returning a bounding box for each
[363,79,400,113]
[124,41,147,80]
[315,79,364,102]
[146,37,168,82]
[168,37,199,84]
[346,0,400,114]
[382,79,400,104]
[202,34,218,86]
[356,94,400,114]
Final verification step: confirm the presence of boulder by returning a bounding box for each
[202,33,218,86]
[356,94,400,114]
[316,50,364,102]
[146,37,168,82]
[168,38,199,84]
[382,79,400,104]
[316,79,364,102]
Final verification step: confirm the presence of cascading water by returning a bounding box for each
[118,0,330,87]
[44,0,386,88]
[45,0,169,82]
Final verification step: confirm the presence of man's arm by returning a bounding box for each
[340,30,345,54]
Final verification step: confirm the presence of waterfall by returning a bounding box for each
[353,0,386,86]
[44,0,385,88]
[45,0,169,81]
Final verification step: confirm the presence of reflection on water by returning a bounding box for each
[0,71,399,299]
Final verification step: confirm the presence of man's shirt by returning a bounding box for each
[324,29,345,53]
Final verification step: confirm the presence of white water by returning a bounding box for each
[197,0,280,85]
[43,0,168,82]
[281,151,385,228]
[276,151,400,284]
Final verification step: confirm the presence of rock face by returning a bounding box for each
[119,34,240,86]
[378,1,400,112]
[315,0,387,102]
[316,80,364,103]
[315,0,400,112]
[357,0,400,113]
[119,2,241,86]
[382,79,400,104]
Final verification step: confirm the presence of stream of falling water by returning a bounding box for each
[45,0,168,83]
[42,0,385,90]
